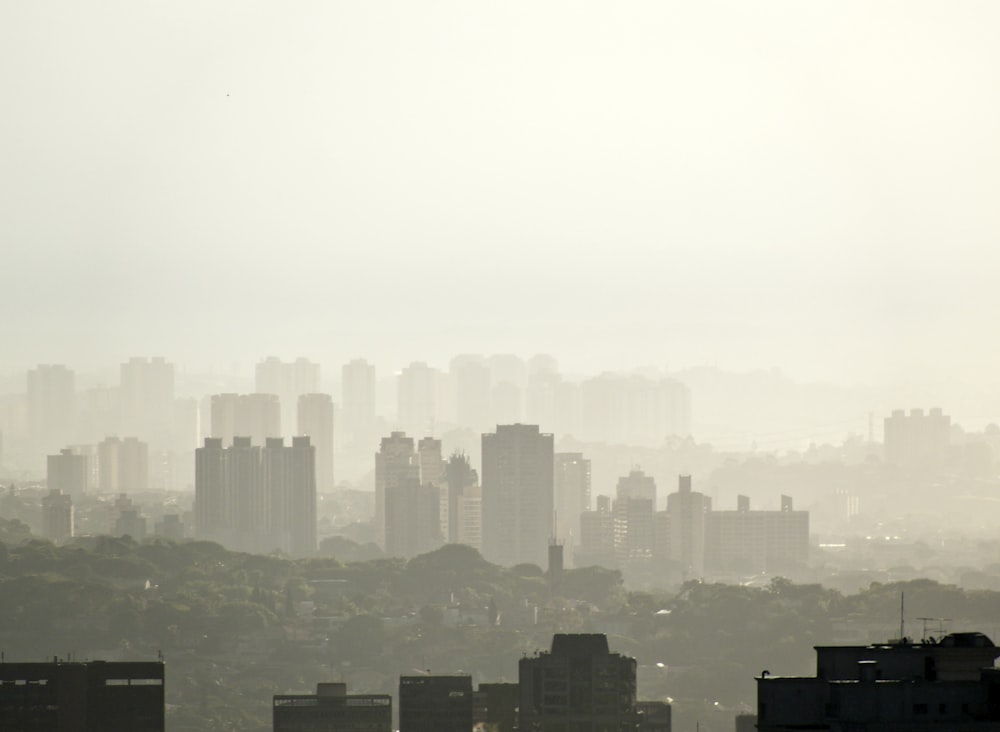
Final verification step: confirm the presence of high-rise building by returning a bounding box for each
[119,357,175,447]
[274,682,391,732]
[481,424,554,568]
[518,635,639,731]
[256,357,321,438]
[554,453,591,545]
[418,437,445,535]
[385,477,442,559]
[398,362,438,435]
[342,358,376,446]
[579,374,691,445]
[97,436,149,493]
[399,675,473,732]
[41,488,74,543]
[47,447,89,496]
[445,452,478,544]
[455,485,483,551]
[884,407,951,470]
[0,660,164,732]
[705,495,809,574]
[663,475,711,577]
[298,393,334,493]
[577,497,615,568]
[194,436,316,555]
[452,356,491,433]
[473,683,518,732]
[26,364,76,464]
[210,393,281,446]
[614,469,656,561]
[374,432,419,550]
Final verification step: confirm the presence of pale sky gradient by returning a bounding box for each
[2,2,998,398]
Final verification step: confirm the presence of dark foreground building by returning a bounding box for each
[757,632,1000,731]
[273,682,391,732]
[0,660,164,732]
[399,675,473,732]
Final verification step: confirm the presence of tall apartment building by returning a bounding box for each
[26,364,76,463]
[274,682,391,732]
[418,437,445,535]
[256,357,321,439]
[452,355,491,433]
[554,453,590,545]
[481,424,554,568]
[614,469,656,561]
[399,676,473,732]
[518,635,639,731]
[97,436,149,493]
[119,356,175,447]
[705,495,809,573]
[298,393,334,493]
[577,495,615,567]
[397,362,439,435]
[455,485,483,551]
[41,489,74,543]
[195,436,316,555]
[341,358,376,446]
[47,447,89,496]
[445,452,478,544]
[374,432,420,549]
[884,407,951,470]
[210,393,281,446]
[663,475,712,577]
[578,374,691,445]
[0,660,164,732]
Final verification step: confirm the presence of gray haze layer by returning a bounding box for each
[3,1,999,409]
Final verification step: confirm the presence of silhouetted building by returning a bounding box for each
[474,682,518,732]
[482,424,554,568]
[518,634,639,731]
[884,407,951,470]
[273,682,391,732]
[418,437,445,535]
[374,432,419,550]
[637,701,672,732]
[97,436,149,493]
[0,660,164,731]
[445,452,478,544]
[399,675,473,732]
[757,632,1000,732]
[298,393,334,493]
[47,447,89,496]
[735,713,757,732]
[41,488,73,543]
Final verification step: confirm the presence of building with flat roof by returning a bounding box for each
[399,675,473,732]
[757,632,1000,731]
[0,660,164,732]
[274,682,391,732]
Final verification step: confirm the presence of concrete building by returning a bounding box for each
[518,634,639,732]
[663,475,711,577]
[705,495,809,574]
[455,484,483,551]
[554,452,591,547]
[385,478,442,559]
[614,469,656,561]
[399,675,473,732]
[397,362,439,435]
[374,432,420,550]
[577,496,616,567]
[342,358,376,446]
[97,436,149,493]
[444,452,478,544]
[210,393,281,447]
[884,407,951,470]
[47,447,89,496]
[26,364,76,464]
[256,356,321,439]
[273,682,391,732]
[452,355,492,433]
[298,393,334,493]
[119,356,175,448]
[474,682,518,732]
[0,660,164,732]
[757,632,1000,732]
[41,488,74,543]
[481,424,554,568]
[578,374,691,446]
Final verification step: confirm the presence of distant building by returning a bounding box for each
[47,447,89,496]
[884,408,951,469]
[518,634,640,731]
[757,632,1000,732]
[97,436,149,493]
[119,356,175,448]
[418,437,445,536]
[577,496,615,567]
[554,453,591,547]
[481,424,554,568]
[273,682,391,732]
[210,393,281,447]
[663,475,711,577]
[705,495,809,574]
[342,358,376,446]
[154,513,184,540]
[398,362,439,435]
[452,356,491,433]
[0,660,164,732]
[399,675,473,732]
[41,489,73,543]
[444,452,478,544]
[27,364,76,463]
[256,356,321,439]
[455,484,483,552]
[385,478,442,558]
[298,393,335,493]
[614,469,656,561]
[374,432,420,550]
[114,493,147,540]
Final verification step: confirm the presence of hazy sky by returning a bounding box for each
[3,2,998,395]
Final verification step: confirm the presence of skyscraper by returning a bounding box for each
[614,469,656,561]
[374,432,419,550]
[553,452,590,545]
[397,362,438,435]
[26,364,76,464]
[256,357,321,438]
[481,424,554,567]
[210,393,281,446]
[119,356,175,447]
[445,452,478,544]
[418,437,445,535]
[664,475,711,577]
[298,393,334,493]
[342,358,376,446]
[451,355,491,433]
[97,436,149,493]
